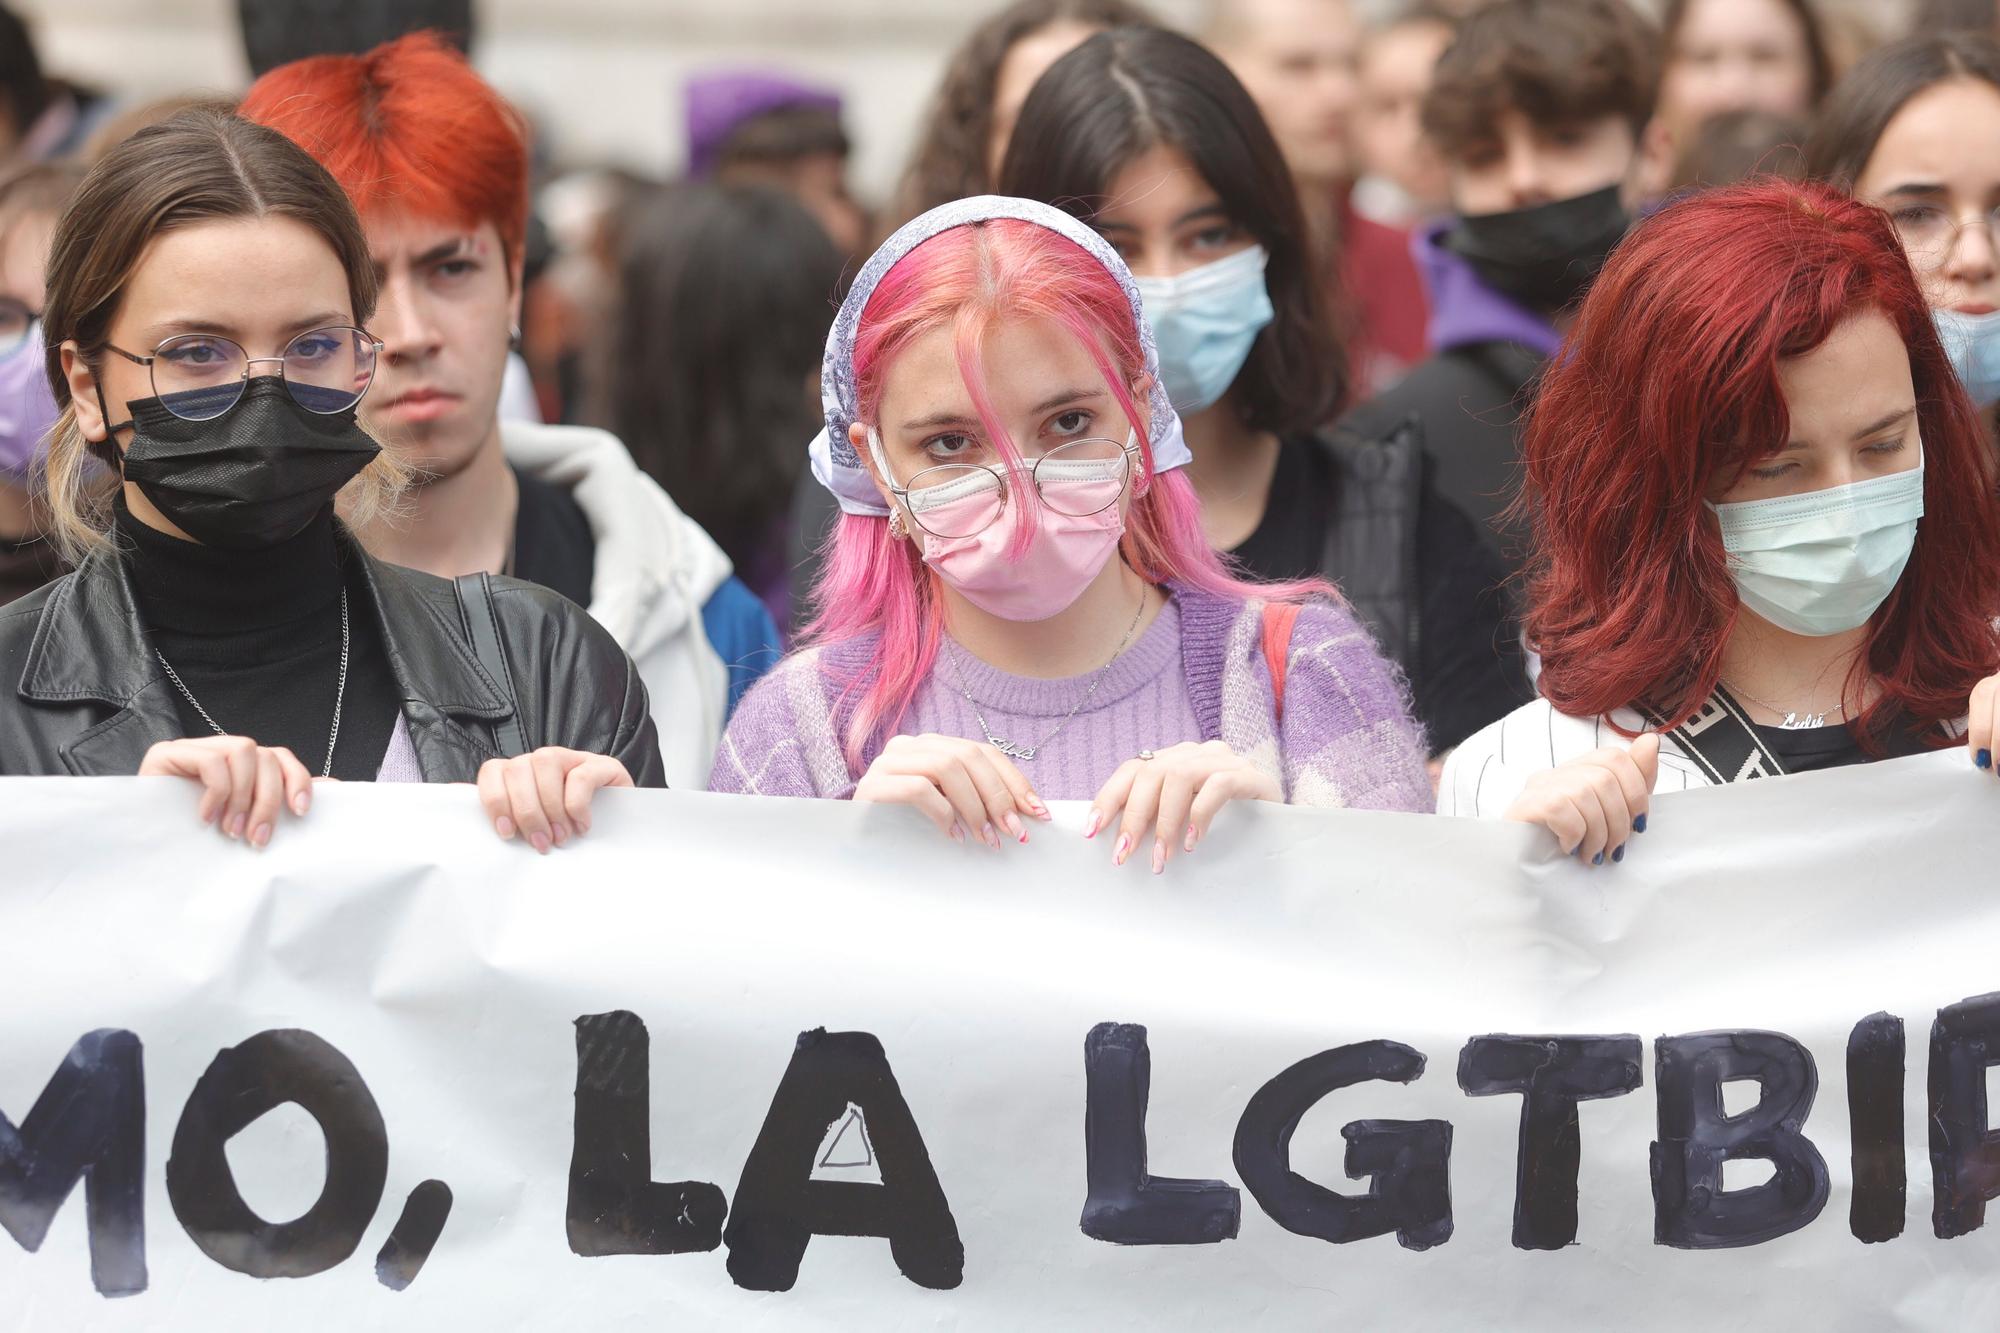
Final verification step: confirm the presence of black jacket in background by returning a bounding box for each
[1339,338,1546,569]
[0,528,665,784]
[1230,423,1532,753]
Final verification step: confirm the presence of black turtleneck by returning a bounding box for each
[115,500,401,781]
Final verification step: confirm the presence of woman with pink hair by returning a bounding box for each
[710,196,1429,870]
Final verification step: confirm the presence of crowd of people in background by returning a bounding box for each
[2,0,1999,868]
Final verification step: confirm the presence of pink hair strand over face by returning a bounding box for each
[800,218,1328,769]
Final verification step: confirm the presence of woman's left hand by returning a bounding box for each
[1088,740,1280,874]
[477,747,634,853]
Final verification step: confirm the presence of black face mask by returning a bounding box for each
[105,376,380,550]
[1443,184,1632,317]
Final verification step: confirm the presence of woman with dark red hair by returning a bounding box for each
[1438,179,2000,864]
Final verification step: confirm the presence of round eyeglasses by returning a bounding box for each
[886,435,1140,540]
[103,325,384,421]
[1888,203,2000,269]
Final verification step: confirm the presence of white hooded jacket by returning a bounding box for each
[502,420,731,789]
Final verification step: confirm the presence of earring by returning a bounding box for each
[888,508,907,540]
[508,323,523,351]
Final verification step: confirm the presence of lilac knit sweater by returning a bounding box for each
[708,582,1432,811]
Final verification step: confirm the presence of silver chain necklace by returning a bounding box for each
[941,587,1148,762]
[155,588,351,778]
[1719,678,1846,731]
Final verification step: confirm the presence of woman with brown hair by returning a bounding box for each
[0,108,663,850]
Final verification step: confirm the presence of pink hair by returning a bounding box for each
[801,218,1328,769]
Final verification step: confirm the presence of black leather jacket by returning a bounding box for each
[0,533,666,784]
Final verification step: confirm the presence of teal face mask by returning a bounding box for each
[1132,245,1274,414]
[1708,451,1926,637]
[1934,307,2000,408]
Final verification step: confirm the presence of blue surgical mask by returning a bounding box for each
[1934,307,2000,408]
[1132,246,1274,414]
[1708,451,1926,637]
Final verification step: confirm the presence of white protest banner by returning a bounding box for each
[2,755,1998,1330]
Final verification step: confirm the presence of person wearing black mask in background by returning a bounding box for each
[1000,26,1529,755]
[1340,0,1659,568]
[1,109,662,853]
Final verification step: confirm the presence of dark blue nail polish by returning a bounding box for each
[1980,749,1993,771]
[1634,813,1649,833]
[1592,851,1605,866]
[1612,844,1625,863]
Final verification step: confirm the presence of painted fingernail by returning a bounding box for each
[982,823,1000,850]
[949,821,966,844]
[1113,833,1131,866]
[1184,823,1199,854]
[1592,851,1605,866]
[1980,749,1993,771]
[251,823,272,849]
[551,822,569,847]
[1612,844,1625,863]
[1151,840,1166,875]
[227,813,246,839]
[291,792,309,816]
[1003,811,1026,843]
[494,815,515,840]
[1027,796,1049,819]
[1634,813,1649,834]
[530,832,550,855]
[1083,809,1103,839]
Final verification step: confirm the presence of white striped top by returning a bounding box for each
[1435,699,1710,818]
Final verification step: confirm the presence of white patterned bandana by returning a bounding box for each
[807,194,1191,517]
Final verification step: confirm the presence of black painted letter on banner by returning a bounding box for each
[1847,1012,1904,1243]
[0,1029,147,1296]
[1080,1023,1241,1244]
[1651,1030,1829,1249]
[568,1011,727,1256]
[1457,1034,1643,1250]
[1232,1039,1453,1250]
[1929,992,2000,1238]
[724,1028,962,1291]
[165,1029,387,1278]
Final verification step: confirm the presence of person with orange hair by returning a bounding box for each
[240,32,780,790]
[1438,180,2000,866]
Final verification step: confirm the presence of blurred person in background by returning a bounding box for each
[1809,34,2000,429]
[1350,6,1457,228]
[1207,0,1427,399]
[605,182,844,630]
[236,0,473,76]
[1665,108,1808,193]
[1001,25,1528,752]
[685,70,867,257]
[242,33,780,788]
[1340,0,1657,567]
[883,0,1155,233]
[1639,0,1832,199]
[0,160,79,604]
[0,5,108,164]
[1914,0,2000,37]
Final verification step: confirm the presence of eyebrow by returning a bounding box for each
[137,310,348,344]
[1096,203,1230,233]
[898,386,1106,433]
[1782,406,1916,451]
[1877,182,1946,200]
[414,237,474,266]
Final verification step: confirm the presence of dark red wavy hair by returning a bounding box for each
[1521,179,2000,743]
[238,31,529,266]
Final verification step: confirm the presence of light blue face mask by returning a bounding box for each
[1132,245,1274,415]
[1934,307,2000,408]
[1708,450,1926,637]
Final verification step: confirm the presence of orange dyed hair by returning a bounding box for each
[238,30,529,267]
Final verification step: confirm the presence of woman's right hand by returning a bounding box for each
[1501,733,1660,867]
[853,734,1051,847]
[139,737,313,849]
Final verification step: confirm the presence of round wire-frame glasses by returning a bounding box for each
[886,435,1141,540]
[103,324,385,421]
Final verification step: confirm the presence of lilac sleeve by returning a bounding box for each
[706,654,856,798]
[1276,601,1434,813]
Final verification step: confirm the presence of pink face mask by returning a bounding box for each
[873,430,1134,621]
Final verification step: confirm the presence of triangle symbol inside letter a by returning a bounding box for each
[818,1104,874,1169]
